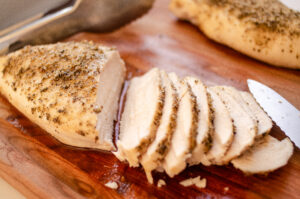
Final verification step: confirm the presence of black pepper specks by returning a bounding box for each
[93,105,103,113]
[40,87,48,92]
[46,113,51,120]
[76,130,86,136]
[207,0,300,38]
[53,116,61,124]
[57,108,67,114]
[2,41,112,139]
[31,107,36,114]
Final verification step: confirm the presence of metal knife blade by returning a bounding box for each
[247,79,300,147]
[279,0,300,12]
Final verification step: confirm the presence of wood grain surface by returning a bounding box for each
[0,0,300,198]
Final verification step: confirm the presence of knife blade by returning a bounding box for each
[279,0,300,12]
[247,79,300,148]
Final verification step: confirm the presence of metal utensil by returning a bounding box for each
[0,0,154,54]
[247,79,300,148]
[279,0,300,12]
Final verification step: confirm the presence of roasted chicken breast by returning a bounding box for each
[0,41,126,151]
[170,0,300,69]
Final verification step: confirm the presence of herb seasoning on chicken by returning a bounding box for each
[0,41,126,150]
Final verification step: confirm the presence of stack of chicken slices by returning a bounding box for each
[114,68,294,184]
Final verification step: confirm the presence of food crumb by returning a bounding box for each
[179,176,207,188]
[195,178,206,189]
[104,181,118,189]
[224,186,229,192]
[120,176,126,182]
[157,179,166,188]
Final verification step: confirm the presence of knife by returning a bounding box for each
[247,79,300,148]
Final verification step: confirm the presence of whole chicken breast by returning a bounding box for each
[170,0,300,69]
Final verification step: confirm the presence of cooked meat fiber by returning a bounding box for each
[163,73,198,177]
[211,86,257,164]
[221,86,257,124]
[0,42,126,151]
[205,88,234,165]
[114,68,164,167]
[240,92,273,137]
[221,87,271,138]
[141,70,178,184]
[185,77,213,166]
[231,135,293,174]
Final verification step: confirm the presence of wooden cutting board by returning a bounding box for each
[0,0,299,198]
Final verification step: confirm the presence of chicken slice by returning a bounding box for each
[140,70,178,184]
[0,41,126,151]
[222,87,271,138]
[211,86,257,164]
[162,73,198,177]
[205,88,234,165]
[185,77,213,165]
[221,86,257,124]
[240,92,273,138]
[114,68,164,167]
[231,135,293,174]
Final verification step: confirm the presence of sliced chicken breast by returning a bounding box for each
[205,88,234,165]
[231,135,293,174]
[185,77,213,166]
[114,68,164,167]
[140,70,178,184]
[0,41,126,151]
[240,92,273,137]
[211,86,257,164]
[222,87,271,138]
[221,86,257,124]
[162,73,198,177]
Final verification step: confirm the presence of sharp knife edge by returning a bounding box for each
[247,79,300,148]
